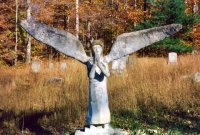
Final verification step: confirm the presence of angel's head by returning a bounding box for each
[92,40,104,56]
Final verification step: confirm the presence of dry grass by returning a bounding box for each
[0,55,200,126]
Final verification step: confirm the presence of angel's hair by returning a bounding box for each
[91,40,104,49]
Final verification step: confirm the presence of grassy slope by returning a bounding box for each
[0,55,200,134]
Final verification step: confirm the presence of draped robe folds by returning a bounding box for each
[86,60,111,125]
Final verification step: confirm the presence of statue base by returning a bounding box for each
[75,125,128,135]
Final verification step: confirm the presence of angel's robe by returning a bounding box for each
[86,61,111,124]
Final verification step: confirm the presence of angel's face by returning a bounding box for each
[92,45,103,56]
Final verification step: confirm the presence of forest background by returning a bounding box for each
[0,0,200,66]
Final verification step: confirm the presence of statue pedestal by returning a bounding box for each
[75,125,128,135]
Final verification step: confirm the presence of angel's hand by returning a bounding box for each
[96,57,110,77]
[94,53,100,64]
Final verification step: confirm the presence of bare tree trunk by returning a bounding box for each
[116,0,119,36]
[134,0,137,28]
[192,0,198,50]
[15,0,18,66]
[26,0,32,63]
[75,0,79,39]
[193,0,198,13]
[87,18,91,38]
[123,0,127,32]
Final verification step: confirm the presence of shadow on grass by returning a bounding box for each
[18,112,53,135]
[0,111,53,135]
[0,107,79,135]
[111,109,200,134]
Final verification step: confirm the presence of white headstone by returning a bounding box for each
[128,55,137,68]
[111,55,129,75]
[31,59,40,73]
[168,52,177,64]
[60,63,67,70]
[194,72,200,82]
[111,59,119,74]
[49,63,54,69]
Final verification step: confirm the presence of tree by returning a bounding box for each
[15,0,18,66]
[26,0,31,63]
[0,0,23,66]
[75,0,79,38]
[134,0,199,56]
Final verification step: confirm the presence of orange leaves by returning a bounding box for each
[192,24,200,49]
[127,9,146,23]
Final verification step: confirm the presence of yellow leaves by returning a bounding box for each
[127,9,146,23]
[181,40,193,46]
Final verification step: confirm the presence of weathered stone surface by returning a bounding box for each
[86,44,111,125]
[111,55,129,75]
[48,77,64,83]
[104,24,182,63]
[60,63,67,70]
[20,20,90,63]
[168,52,178,64]
[194,72,200,82]
[128,55,137,68]
[20,20,182,64]
[49,63,54,69]
[31,59,40,73]
[75,125,128,135]
[20,19,182,131]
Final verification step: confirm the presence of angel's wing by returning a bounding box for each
[20,19,90,63]
[104,24,182,63]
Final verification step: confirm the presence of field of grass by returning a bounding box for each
[0,55,200,134]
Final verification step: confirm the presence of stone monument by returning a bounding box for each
[111,55,129,75]
[20,19,182,134]
[128,55,137,68]
[49,62,54,69]
[31,59,40,73]
[60,62,67,70]
[168,52,178,65]
[194,72,200,82]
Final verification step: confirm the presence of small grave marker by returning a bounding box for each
[31,59,40,73]
[128,55,137,68]
[194,72,200,82]
[49,77,64,83]
[60,63,67,70]
[168,52,177,64]
[111,55,129,75]
[49,62,54,69]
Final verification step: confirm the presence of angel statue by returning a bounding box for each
[20,19,182,134]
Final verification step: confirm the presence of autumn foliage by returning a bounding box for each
[0,0,200,66]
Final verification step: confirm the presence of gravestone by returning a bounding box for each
[60,63,67,70]
[128,55,137,68]
[168,52,177,65]
[111,55,129,75]
[49,77,64,83]
[49,62,54,69]
[31,59,40,73]
[194,72,200,82]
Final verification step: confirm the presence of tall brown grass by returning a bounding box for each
[0,55,200,125]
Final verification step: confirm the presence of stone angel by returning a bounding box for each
[20,19,182,130]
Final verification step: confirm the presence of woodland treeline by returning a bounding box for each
[0,0,200,66]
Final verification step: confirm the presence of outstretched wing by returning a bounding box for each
[104,24,182,63]
[20,19,90,63]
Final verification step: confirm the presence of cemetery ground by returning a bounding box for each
[0,55,200,135]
